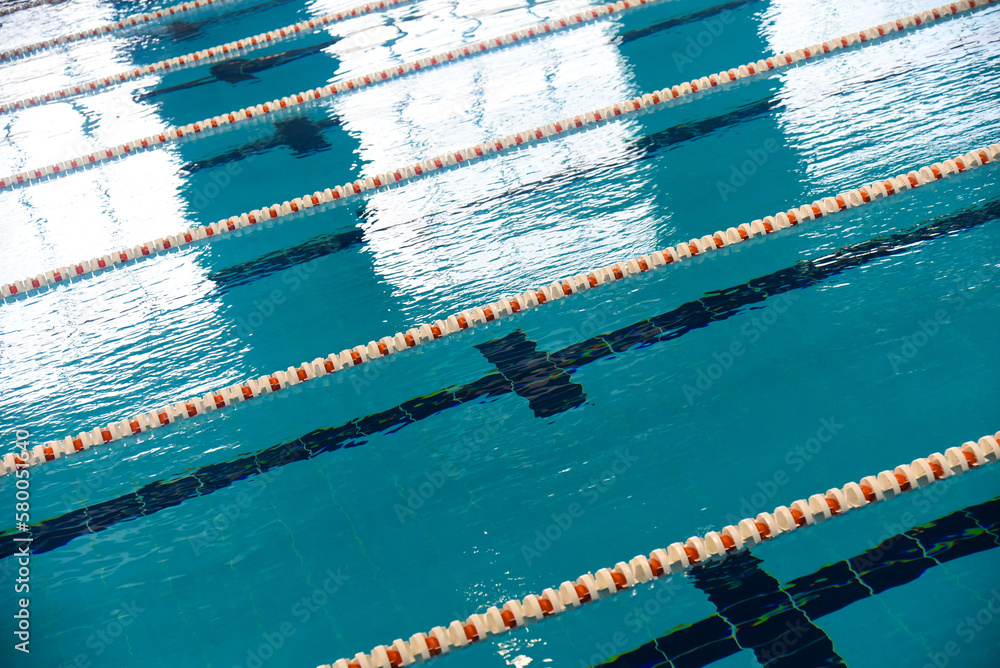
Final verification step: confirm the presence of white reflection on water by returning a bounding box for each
[760,0,1000,189]
[325,11,661,312]
[0,1,238,443]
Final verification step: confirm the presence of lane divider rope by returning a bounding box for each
[0,0,69,18]
[0,0,247,62]
[2,143,996,476]
[0,0,668,176]
[314,434,1000,668]
[0,0,418,111]
[1,0,991,303]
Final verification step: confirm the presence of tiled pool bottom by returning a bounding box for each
[1,0,1000,666]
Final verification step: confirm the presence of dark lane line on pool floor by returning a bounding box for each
[476,330,586,418]
[690,551,846,667]
[549,197,1000,372]
[182,116,340,174]
[207,226,365,291]
[595,496,1000,668]
[1,197,997,559]
[136,38,341,101]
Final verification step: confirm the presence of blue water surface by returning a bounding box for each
[0,0,998,666]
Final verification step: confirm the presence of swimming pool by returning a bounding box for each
[1,0,999,666]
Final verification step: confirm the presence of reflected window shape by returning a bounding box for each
[320,17,662,314]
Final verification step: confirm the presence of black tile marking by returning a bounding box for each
[848,534,935,596]
[476,330,586,418]
[595,497,1000,667]
[136,39,339,100]
[656,615,740,668]
[776,560,869,620]
[182,116,340,174]
[692,551,845,666]
[906,509,995,564]
[208,227,364,291]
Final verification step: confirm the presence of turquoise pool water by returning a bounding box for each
[0,0,999,666]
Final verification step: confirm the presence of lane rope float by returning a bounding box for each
[0,0,648,112]
[1,1,993,305]
[0,0,247,62]
[2,143,996,475]
[0,0,422,112]
[0,0,69,18]
[313,433,1000,668]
